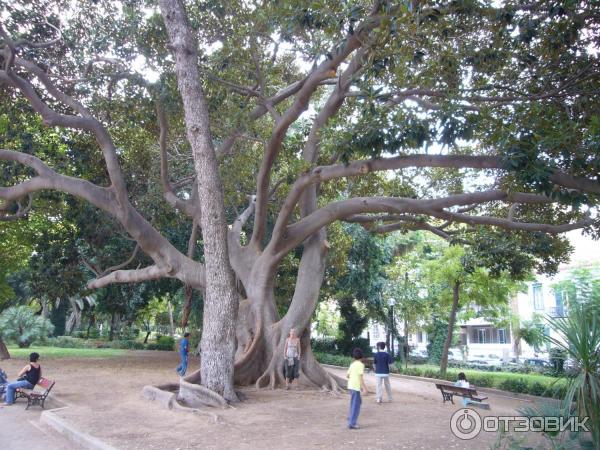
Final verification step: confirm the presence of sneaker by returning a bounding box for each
[376,399,382,404]
[348,425,360,430]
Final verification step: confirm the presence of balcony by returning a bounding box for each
[547,306,566,318]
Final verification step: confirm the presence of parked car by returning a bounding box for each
[524,358,552,369]
[409,348,428,358]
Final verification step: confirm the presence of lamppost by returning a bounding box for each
[389,297,396,358]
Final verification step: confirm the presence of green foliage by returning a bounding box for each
[337,298,368,354]
[546,302,600,447]
[395,364,566,398]
[311,337,338,354]
[549,347,567,376]
[146,335,175,351]
[426,317,449,365]
[0,306,54,347]
[313,352,354,368]
[516,317,546,352]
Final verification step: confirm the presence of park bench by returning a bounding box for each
[15,377,55,409]
[435,383,488,407]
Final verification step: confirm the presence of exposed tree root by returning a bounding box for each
[180,369,229,408]
[142,384,220,422]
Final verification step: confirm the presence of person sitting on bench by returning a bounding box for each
[454,372,471,407]
[3,352,42,406]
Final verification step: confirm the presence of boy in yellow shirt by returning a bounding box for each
[347,348,368,429]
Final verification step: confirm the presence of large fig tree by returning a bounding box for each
[1,0,599,404]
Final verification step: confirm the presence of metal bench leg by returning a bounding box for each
[441,392,454,404]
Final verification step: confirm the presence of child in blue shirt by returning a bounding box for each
[176,332,190,376]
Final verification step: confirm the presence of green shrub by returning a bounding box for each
[147,335,175,351]
[314,352,353,367]
[499,377,528,393]
[311,338,338,354]
[528,381,549,397]
[0,306,55,347]
[549,347,567,375]
[46,336,96,348]
[87,329,100,339]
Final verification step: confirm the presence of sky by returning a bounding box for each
[564,230,600,266]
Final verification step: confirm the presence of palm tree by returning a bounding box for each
[546,302,600,448]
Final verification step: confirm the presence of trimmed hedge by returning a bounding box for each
[314,352,354,367]
[394,364,566,398]
[313,353,566,399]
[43,335,172,351]
[311,338,373,357]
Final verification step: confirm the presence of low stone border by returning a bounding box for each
[322,364,550,403]
[40,406,117,450]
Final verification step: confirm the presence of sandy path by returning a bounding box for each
[1,352,546,449]
[0,396,80,450]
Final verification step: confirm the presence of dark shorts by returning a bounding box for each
[283,358,299,381]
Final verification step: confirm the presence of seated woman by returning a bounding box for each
[3,352,42,406]
[454,371,471,407]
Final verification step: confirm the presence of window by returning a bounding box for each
[372,326,379,339]
[554,291,565,316]
[498,329,506,344]
[417,331,423,343]
[477,329,486,344]
[532,283,544,310]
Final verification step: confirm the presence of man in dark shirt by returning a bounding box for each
[373,342,393,403]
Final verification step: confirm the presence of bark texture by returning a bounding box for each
[159,0,239,402]
[440,280,460,376]
[0,338,10,360]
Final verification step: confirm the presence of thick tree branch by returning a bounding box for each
[427,209,594,234]
[156,97,201,218]
[98,244,140,278]
[276,190,587,256]
[87,265,170,289]
[249,10,382,249]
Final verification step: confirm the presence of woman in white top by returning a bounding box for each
[283,328,301,389]
[455,372,471,406]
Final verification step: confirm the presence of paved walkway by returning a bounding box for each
[0,398,79,450]
[327,366,539,415]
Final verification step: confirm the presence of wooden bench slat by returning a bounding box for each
[14,377,55,409]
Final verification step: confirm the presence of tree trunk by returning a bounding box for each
[404,318,409,369]
[144,331,151,344]
[41,297,49,319]
[160,0,239,402]
[86,312,95,339]
[0,338,10,360]
[167,300,175,337]
[440,280,460,376]
[109,312,115,341]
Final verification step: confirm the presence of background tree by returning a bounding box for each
[422,244,524,375]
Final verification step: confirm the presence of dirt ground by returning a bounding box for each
[0,351,548,449]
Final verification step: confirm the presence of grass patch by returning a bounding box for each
[7,346,128,359]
